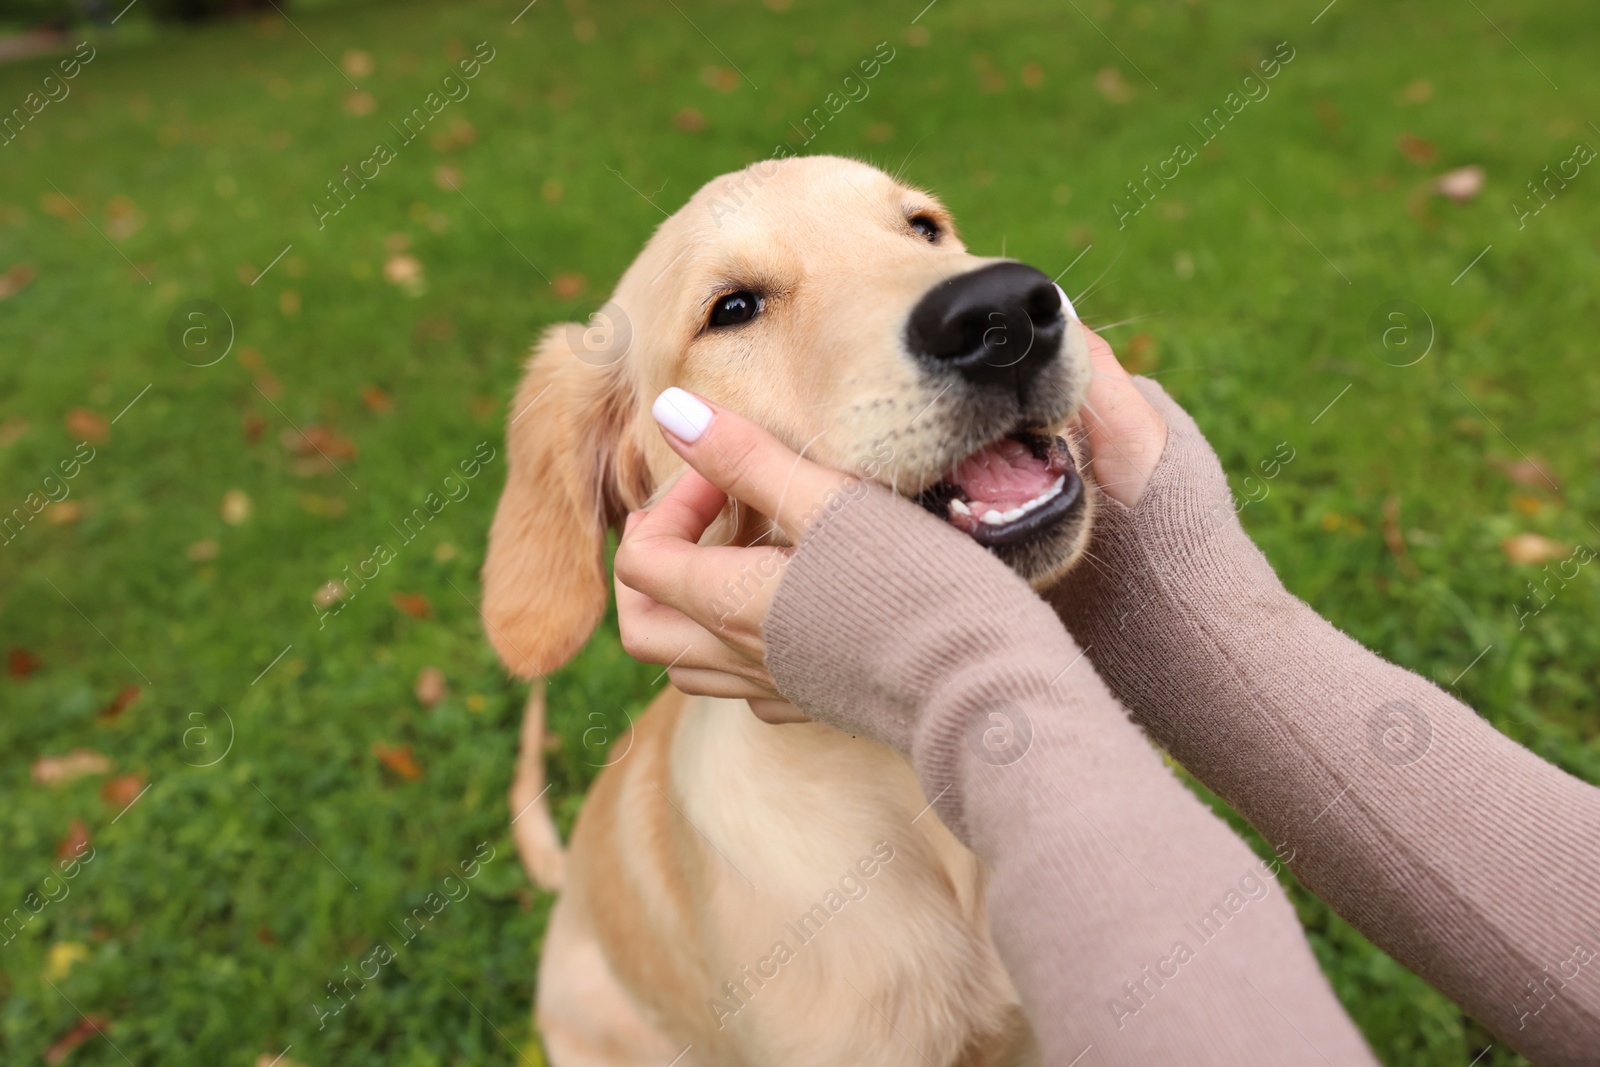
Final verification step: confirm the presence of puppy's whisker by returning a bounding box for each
[1073,241,1125,304]
[1082,311,1164,332]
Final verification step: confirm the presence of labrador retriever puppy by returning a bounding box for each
[483,155,1093,1067]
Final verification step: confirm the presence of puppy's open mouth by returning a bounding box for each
[913,432,1083,547]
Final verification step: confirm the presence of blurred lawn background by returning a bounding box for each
[1,0,1596,1063]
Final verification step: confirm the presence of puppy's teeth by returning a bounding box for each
[949,499,971,517]
[980,509,1005,525]
[1000,507,1024,522]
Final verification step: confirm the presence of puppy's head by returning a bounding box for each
[483,155,1092,677]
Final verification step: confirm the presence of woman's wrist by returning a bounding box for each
[1049,377,1301,719]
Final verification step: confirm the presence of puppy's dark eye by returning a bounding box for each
[710,291,761,327]
[909,215,940,242]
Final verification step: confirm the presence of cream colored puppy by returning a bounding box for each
[483,156,1094,1067]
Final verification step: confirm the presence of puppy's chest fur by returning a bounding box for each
[665,696,1034,1064]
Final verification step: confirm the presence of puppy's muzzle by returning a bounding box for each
[905,262,1066,393]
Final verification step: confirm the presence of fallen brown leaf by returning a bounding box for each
[1502,532,1567,565]
[699,66,740,93]
[8,647,41,678]
[552,272,586,300]
[32,749,112,786]
[361,386,393,413]
[1094,66,1134,104]
[57,818,91,861]
[44,1014,111,1065]
[1123,333,1158,374]
[1493,456,1557,488]
[415,666,446,707]
[372,742,423,781]
[1396,133,1437,164]
[221,489,253,525]
[280,424,358,460]
[0,417,28,446]
[390,592,432,619]
[242,413,266,443]
[0,262,36,299]
[65,408,109,444]
[101,773,146,810]
[187,539,219,562]
[673,107,706,132]
[342,48,374,78]
[99,684,141,721]
[1382,494,1418,578]
[254,1053,308,1067]
[1400,79,1433,103]
[343,90,377,117]
[384,253,423,286]
[1512,495,1543,516]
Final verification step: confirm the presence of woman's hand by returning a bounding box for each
[614,326,1168,718]
[613,387,853,722]
[1075,329,1168,508]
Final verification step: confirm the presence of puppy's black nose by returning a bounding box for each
[906,262,1065,390]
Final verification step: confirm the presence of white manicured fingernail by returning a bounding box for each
[652,387,713,443]
[1054,283,1079,321]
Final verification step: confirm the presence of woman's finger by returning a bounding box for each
[667,666,782,702]
[1075,327,1168,507]
[748,698,810,725]
[651,387,854,542]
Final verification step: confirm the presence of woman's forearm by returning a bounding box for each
[1050,377,1600,1063]
[765,487,1378,1066]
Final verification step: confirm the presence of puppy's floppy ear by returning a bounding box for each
[482,327,645,678]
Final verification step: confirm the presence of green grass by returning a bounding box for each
[1,0,1596,1063]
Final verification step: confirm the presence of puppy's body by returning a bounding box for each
[540,689,1029,1067]
[484,156,1092,1066]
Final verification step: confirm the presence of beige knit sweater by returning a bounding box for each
[763,378,1600,1066]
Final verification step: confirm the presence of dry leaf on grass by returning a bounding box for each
[57,818,92,860]
[1502,533,1567,565]
[65,408,109,444]
[221,489,253,525]
[32,749,112,786]
[390,592,432,619]
[99,684,141,721]
[1493,456,1557,488]
[372,742,423,781]
[0,262,36,299]
[44,1014,111,1065]
[101,773,146,810]
[1396,133,1437,164]
[342,48,374,78]
[255,1054,308,1067]
[8,647,41,678]
[415,666,447,707]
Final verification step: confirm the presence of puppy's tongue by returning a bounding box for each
[951,438,1056,512]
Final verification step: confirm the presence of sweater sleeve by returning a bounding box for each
[1047,376,1600,1066]
[764,486,1379,1066]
